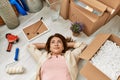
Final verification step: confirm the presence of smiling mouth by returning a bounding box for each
[54,47,60,49]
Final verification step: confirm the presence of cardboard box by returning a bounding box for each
[79,0,107,14]
[117,10,120,16]
[79,34,120,80]
[60,0,70,19]
[68,1,109,36]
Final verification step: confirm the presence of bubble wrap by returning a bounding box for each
[91,40,120,80]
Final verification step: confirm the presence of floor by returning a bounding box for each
[0,5,120,80]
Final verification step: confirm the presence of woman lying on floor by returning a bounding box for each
[27,33,87,80]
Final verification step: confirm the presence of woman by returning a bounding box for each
[27,33,86,80]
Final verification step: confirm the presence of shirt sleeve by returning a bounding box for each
[73,42,82,48]
[27,44,44,62]
[71,42,86,62]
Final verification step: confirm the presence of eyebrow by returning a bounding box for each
[51,39,62,42]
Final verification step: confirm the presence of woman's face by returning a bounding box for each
[50,37,64,55]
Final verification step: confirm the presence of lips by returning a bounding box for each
[54,47,59,49]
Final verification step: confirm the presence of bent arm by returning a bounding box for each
[67,41,84,48]
[33,43,46,49]
[71,42,87,62]
[67,42,75,48]
[27,43,46,62]
[33,42,74,49]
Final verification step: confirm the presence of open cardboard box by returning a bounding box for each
[68,0,109,36]
[79,33,120,80]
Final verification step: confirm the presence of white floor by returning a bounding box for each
[0,5,120,80]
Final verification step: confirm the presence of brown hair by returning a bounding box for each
[45,33,68,53]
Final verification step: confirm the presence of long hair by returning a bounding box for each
[45,33,68,53]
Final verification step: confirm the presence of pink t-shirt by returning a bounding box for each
[41,55,71,80]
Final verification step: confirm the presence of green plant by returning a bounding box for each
[70,22,84,33]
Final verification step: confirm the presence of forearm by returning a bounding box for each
[33,43,46,49]
[67,42,75,48]
[27,43,44,62]
[67,41,86,48]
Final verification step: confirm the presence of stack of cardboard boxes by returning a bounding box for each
[68,0,109,36]
[60,0,120,36]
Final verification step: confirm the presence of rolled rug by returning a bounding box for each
[0,0,20,29]
[0,5,19,26]
[25,0,43,13]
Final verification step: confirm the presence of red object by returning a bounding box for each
[6,33,19,52]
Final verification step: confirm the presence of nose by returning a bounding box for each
[54,42,59,46]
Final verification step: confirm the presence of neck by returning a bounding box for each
[51,52,62,56]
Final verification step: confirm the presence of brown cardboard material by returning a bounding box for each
[79,0,107,13]
[23,20,49,41]
[68,0,120,36]
[98,0,120,9]
[80,34,110,60]
[0,17,4,25]
[118,77,120,80]
[80,61,110,80]
[106,5,120,23]
[79,33,120,80]
[97,0,120,22]
[69,1,109,36]
[117,10,120,16]
[60,0,70,19]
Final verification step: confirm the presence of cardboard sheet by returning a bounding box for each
[23,20,49,41]
[80,61,110,80]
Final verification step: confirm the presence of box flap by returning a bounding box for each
[118,77,120,80]
[80,61,110,80]
[98,0,120,9]
[79,34,111,60]
[70,1,99,22]
[110,34,120,46]
[79,0,107,13]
